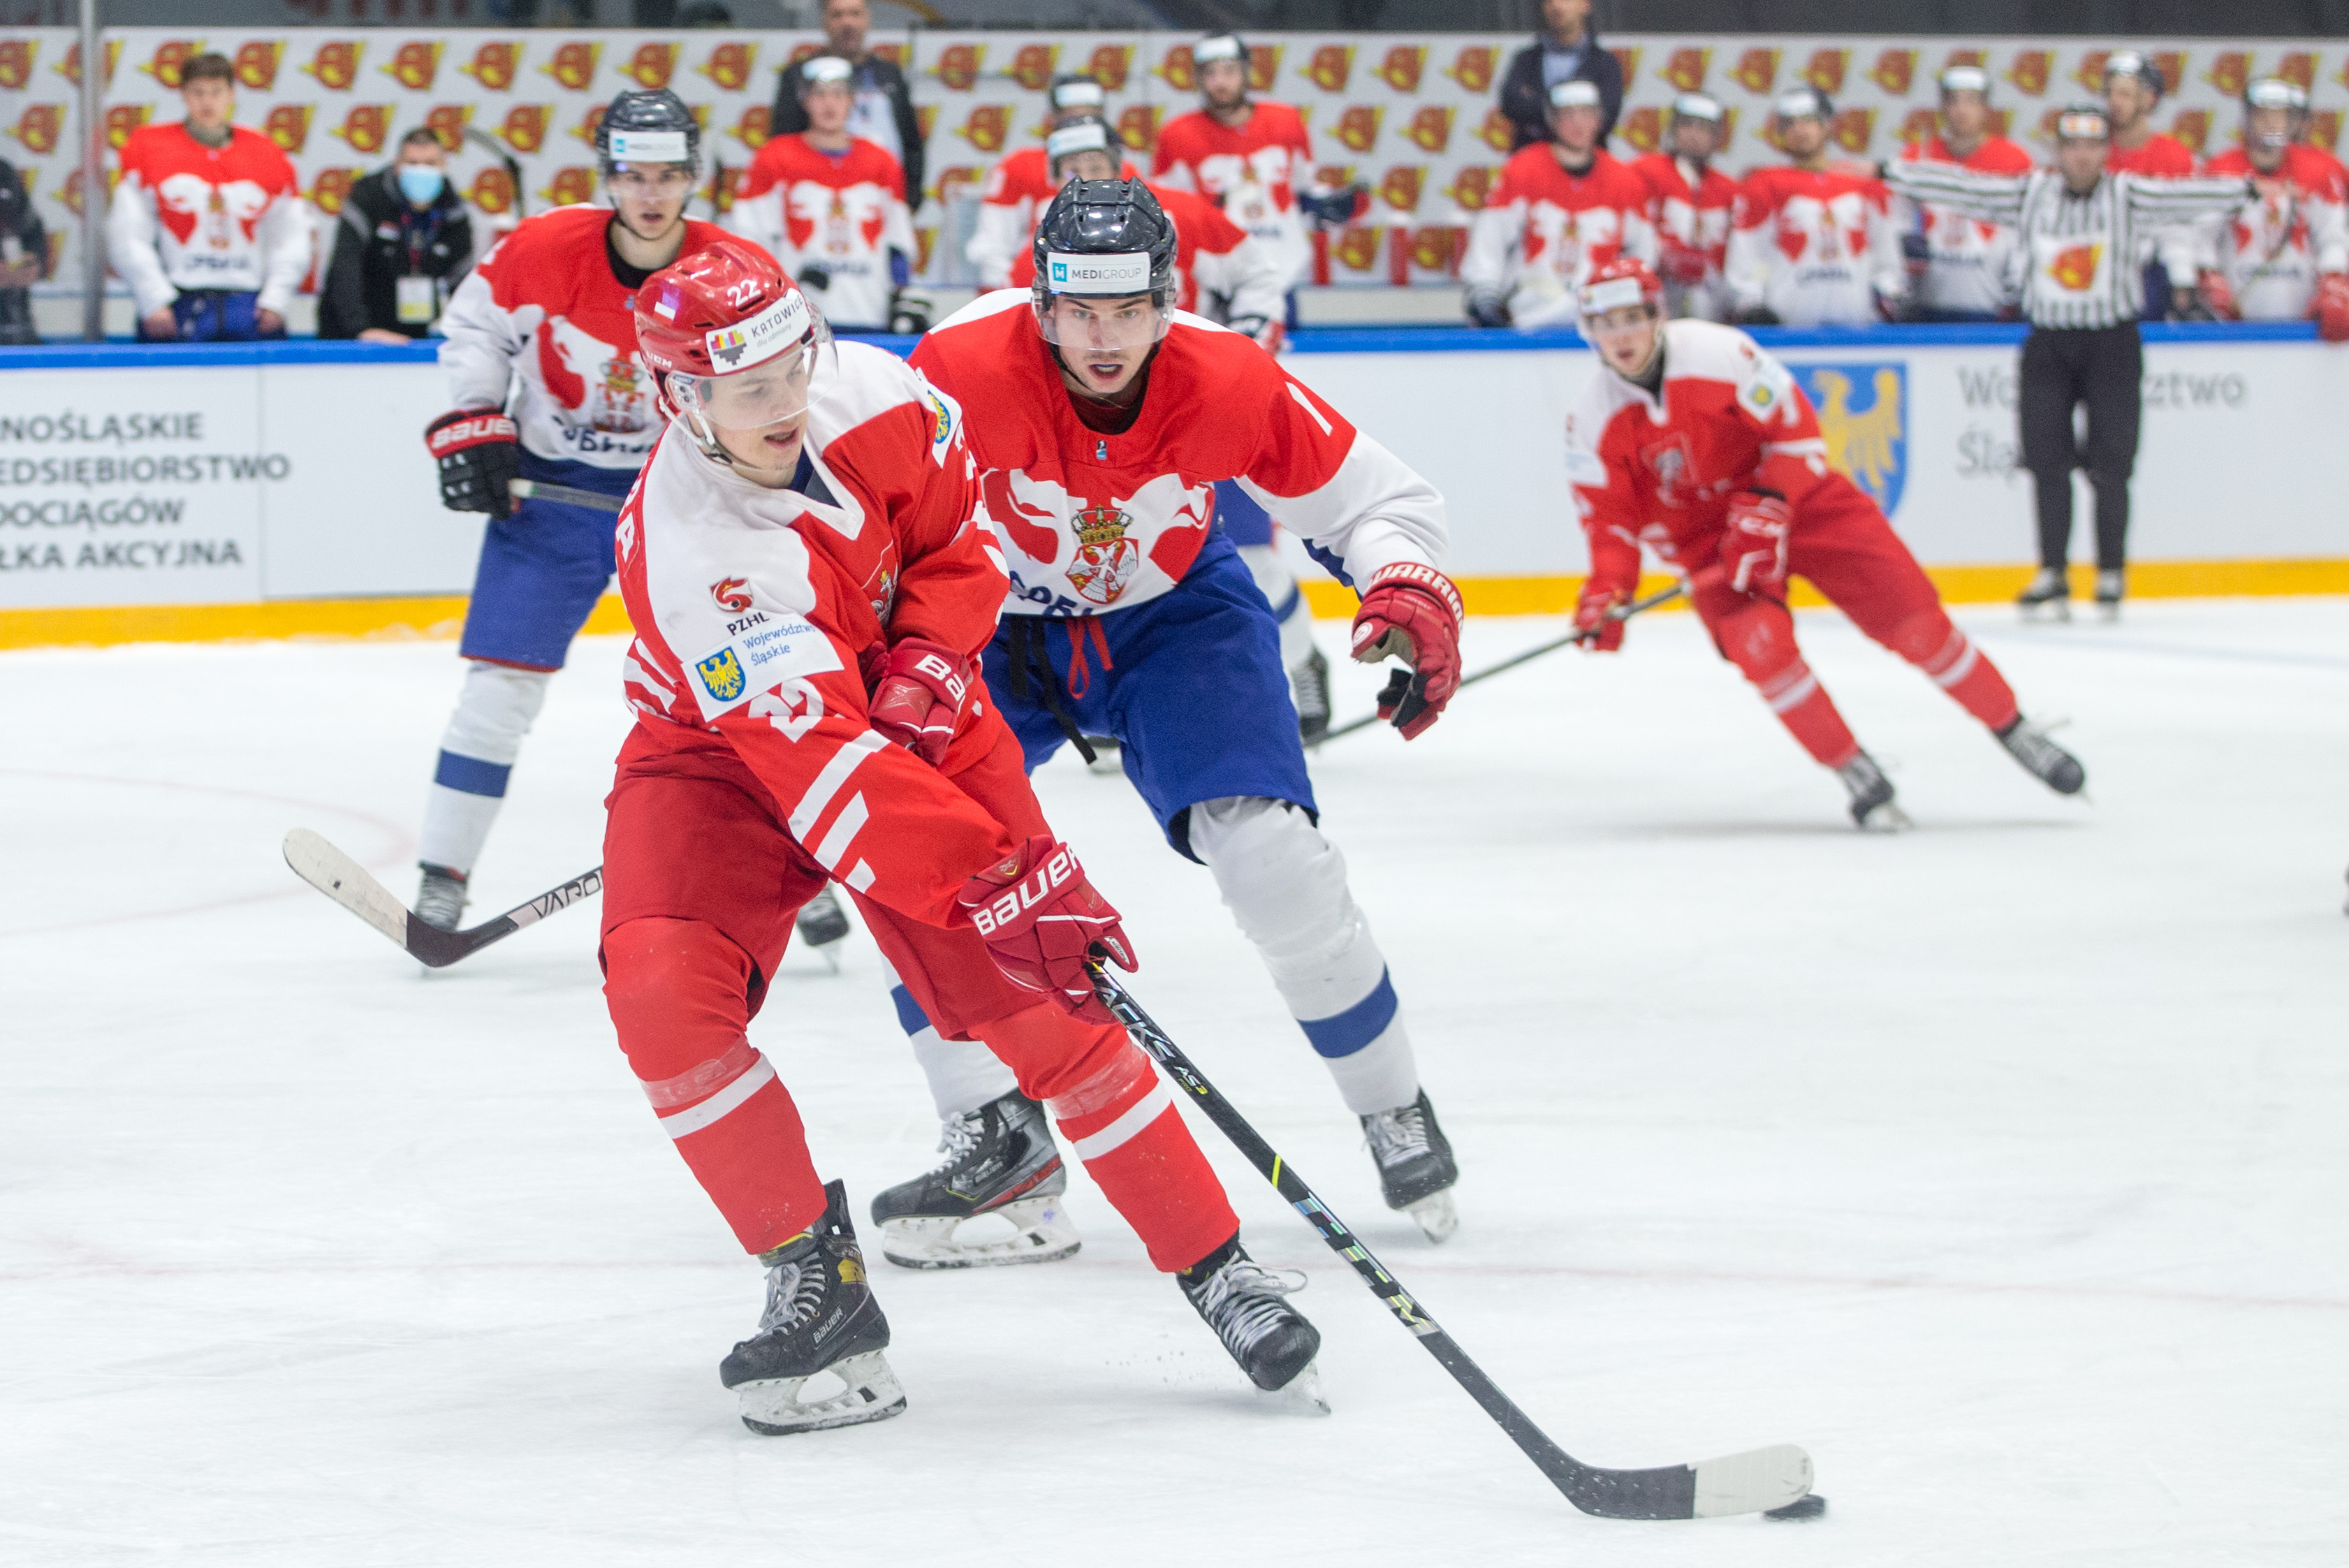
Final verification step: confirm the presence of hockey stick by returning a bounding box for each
[461,125,529,221]
[1085,960,1820,1522]
[1310,582,1688,748]
[509,478,623,512]
[282,828,601,969]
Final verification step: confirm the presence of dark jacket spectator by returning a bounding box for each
[0,156,47,345]
[1500,6,1625,151]
[319,140,477,342]
[770,0,923,207]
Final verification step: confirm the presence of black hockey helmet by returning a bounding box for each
[1030,178,1178,347]
[597,88,701,177]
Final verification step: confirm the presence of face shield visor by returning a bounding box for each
[1033,249,1169,353]
[663,288,837,440]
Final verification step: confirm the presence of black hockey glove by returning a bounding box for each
[1465,289,1511,330]
[1736,305,1783,328]
[795,263,833,293]
[1297,182,1370,229]
[424,408,521,517]
[888,288,933,335]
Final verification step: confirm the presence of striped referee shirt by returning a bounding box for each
[1883,162,2249,328]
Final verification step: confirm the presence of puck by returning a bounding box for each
[1764,1493,1828,1521]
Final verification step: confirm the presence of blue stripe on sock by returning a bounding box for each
[434,750,513,797]
[890,983,933,1039]
[1296,968,1399,1058]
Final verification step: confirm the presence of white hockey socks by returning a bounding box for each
[417,660,553,874]
[1188,795,1421,1116]
[882,953,1020,1120]
[1237,542,1319,676]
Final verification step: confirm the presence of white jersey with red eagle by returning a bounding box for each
[1725,165,1906,326]
[911,290,1446,620]
[2197,145,2349,321]
[1006,182,1285,325]
[1151,101,1316,290]
[106,123,311,317]
[729,135,916,330]
[1894,135,2036,316]
[1562,318,1834,593]
[965,146,1139,291]
[1463,146,1660,330]
[1630,152,1738,319]
[615,339,1016,924]
[439,205,729,470]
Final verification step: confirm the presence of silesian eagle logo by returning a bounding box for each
[1792,362,1906,516]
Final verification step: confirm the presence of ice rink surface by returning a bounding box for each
[4,597,2346,1567]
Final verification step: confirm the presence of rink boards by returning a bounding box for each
[1,322,2344,647]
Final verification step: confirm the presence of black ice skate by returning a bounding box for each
[1837,752,1912,832]
[415,863,467,932]
[870,1091,1081,1269]
[1292,645,1332,745]
[1178,1236,1326,1409]
[793,885,851,971]
[2093,569,2125,622]
[1361,1089,1460,1242]
[1997,715,2086,796]
[722,1178,906,1435]
[2017,566,2070,622]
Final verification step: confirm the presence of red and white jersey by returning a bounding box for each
[1007,182,1285,324]
[2108,133,2202,279]
[1895,135,2036,316]
[614,341,1017,925]
[1631,152,1738,320]
[1562,319,1834,596]
[439,205,729,470]
[1725,165,1905,327]
[2197,146,2349,321]
[1463,147,1659,330]
[107,123,310,316]
[1152,101,1315,291]
[730,135,916,330]
[912,291,1445,619]
[965,146,1139,291]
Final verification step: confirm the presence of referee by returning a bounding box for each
[1885,105,2248,620]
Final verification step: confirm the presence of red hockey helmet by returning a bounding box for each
[1579,256,1664,321]
[635,236,833,433]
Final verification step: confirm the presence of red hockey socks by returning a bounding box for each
[1752,657,1862,770]
[603,916,827,1256]
[1898,617,2021,732]
[976,1005,1238,1273]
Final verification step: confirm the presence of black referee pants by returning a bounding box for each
[2019,323,2142,573]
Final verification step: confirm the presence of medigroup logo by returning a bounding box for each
[1790,362,1908,517]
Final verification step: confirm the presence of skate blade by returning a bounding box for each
[738,1350,907,1435]
[1854,801,1915,833]
[1404,1187,1459,1243]
[2019,601,2070,623]
[879,1195,1082,1270]
[1264,1358,1331,1417]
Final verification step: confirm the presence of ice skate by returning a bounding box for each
[1292,645,1332,745]
[722,1179,906,1436]
[415,863,467,932]
[1837,752,1912,832]
[1083,735,1122,775]
[2017,566,2070,622]
[1178,1237,1326,1407]
[1998,715,2086,796]
[870,1091,1081,1269]
[2093,569,2125,622]
[793,885,850,971]
[1361,1090,1460,1243]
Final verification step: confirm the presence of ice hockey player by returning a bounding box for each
[1725,88,1905,328]
[729,54,924,333]
[965,74,1129,292]
[875,178,1466,1267]
[416,89,728,932]
[1563,257,2087,828]
[2194,79,2349,337]
[1892,65,2035,322]
[2100,50,2200,318]
[603,236,1325,1429]
[1463,78,1659,330]
[1630,92,1738,322]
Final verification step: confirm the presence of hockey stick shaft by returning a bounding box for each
[1311,581,1688,747]
[461,125,529,220]
[281,828,601,968]
[509,478,624,513]
[1086,962,1811,1521]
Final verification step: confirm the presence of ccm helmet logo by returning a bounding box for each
[969,847,1079,935]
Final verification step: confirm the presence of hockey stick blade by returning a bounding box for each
[281,829,603,969]
[508,478,624,513]
[1085,961,1814,1521]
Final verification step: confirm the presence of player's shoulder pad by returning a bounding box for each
[820,339,964,467]
[1673,318,1798,420]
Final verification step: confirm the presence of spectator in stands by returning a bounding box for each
[2101,50,2197,318]
[319,129,478,344]
[1499,0,1623,151]
[1893,65,2035,322]
[770,0,922,209]
[0,155,45,345]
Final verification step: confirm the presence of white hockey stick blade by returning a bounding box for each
[1689,1443,1815,1518]
[283,828,411,947]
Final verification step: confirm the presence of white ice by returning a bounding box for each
[3,599,2346,1567]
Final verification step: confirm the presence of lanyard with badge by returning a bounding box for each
[394,178,448,326]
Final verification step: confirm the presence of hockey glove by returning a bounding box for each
[1736,305,1782,328]
[958,835,1136,1025]
[1297,181,1370,228]
[1658,240,1711,287]
[868,638,970,766]
[1465,288,1512,330]
[1224,315,1287,353]
[795,263,833,293]
[888,288,934,335]
[1351,562,1464,741]
[2315,274,2349,343]
[1574,580,1632,652]
[424,408,522,517]
[1720,488,1794,595]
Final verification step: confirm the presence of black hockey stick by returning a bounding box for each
[1311,581,1687,748]
[282,829,601,969]
[508,478,622,512]
[1085,960,1819,1522]
[461,124,529,221]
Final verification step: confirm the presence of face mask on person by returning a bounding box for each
[397,164,447,207]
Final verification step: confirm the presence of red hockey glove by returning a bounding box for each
[1350,562,1464,741]
[424,408,521,518]
[2197,268,2239,321]
[1658,240,1709,287]
[1574,580,1632,652]
[868,638,971,767]
[958,835,1136,1025]
[1720,488,1794,596]
[2316,274,2349,344]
